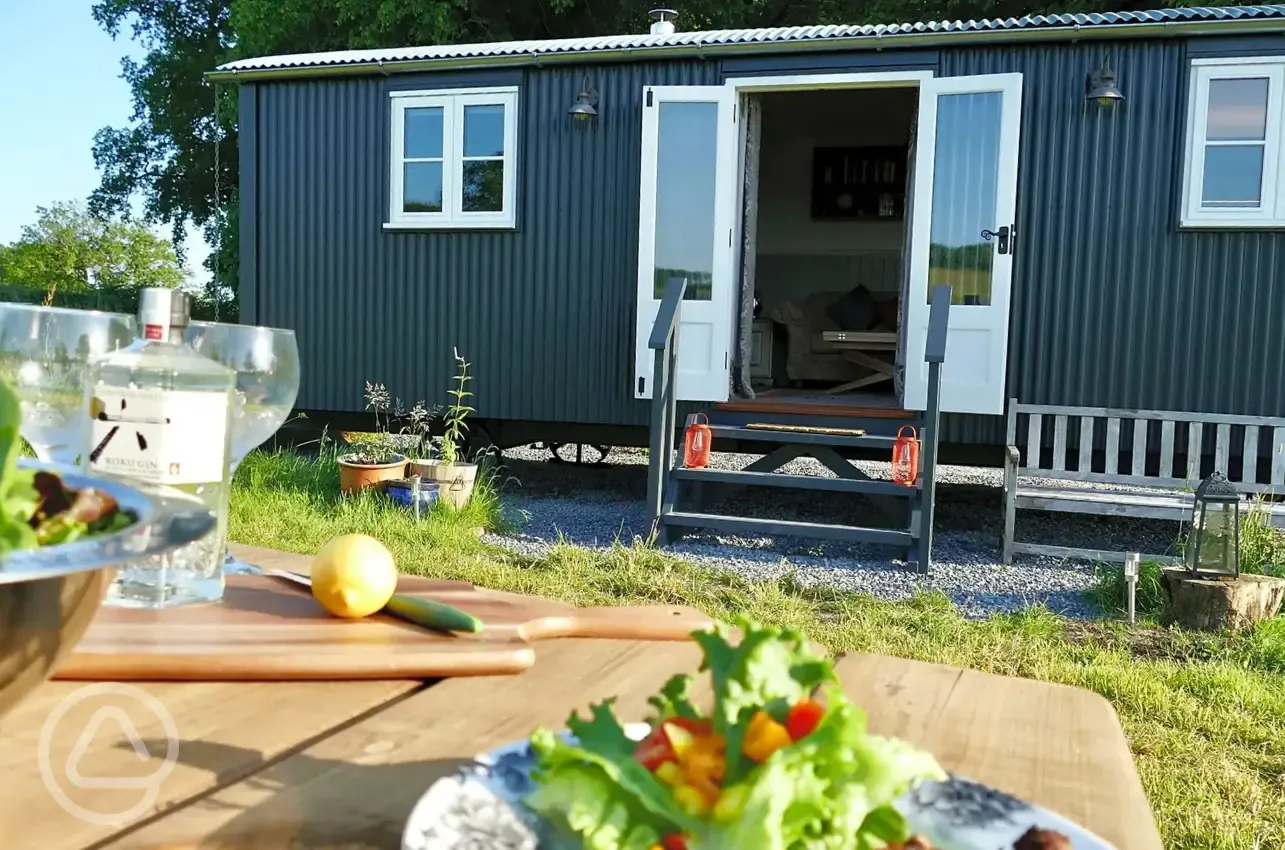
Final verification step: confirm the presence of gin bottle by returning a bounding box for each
[86,288,236,607]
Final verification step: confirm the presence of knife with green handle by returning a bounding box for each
[267,569,484,634]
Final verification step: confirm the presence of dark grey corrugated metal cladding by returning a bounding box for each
[249,61,718,423]
[936,36,1285,446]
[242,29,1285,444]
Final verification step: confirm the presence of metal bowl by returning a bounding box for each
[0,459,217,719]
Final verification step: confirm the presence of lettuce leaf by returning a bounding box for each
[528,621,947,850]
[646,673,703,725]
[526,702,701,850]
[692,683,945,850]
[0,377,38,555]
[692,620,834,782]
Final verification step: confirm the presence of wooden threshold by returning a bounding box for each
[714,398,914,418]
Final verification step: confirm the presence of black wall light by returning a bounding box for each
[1086,60,1124,106]
[569,76,599,121]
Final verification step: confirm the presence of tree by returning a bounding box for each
[0,202,186,303]
[91,0,1253,305]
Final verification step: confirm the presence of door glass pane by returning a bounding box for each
[926,91,1003,306]
[652,101,716,301]
[463,104,506,157]
[462,160,504,212]
[1202,144,1265,206]
[404,107,443,158]
[403,162,443,212]
[1206,78,1269,141]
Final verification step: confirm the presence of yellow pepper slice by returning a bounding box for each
[742,710,793,763]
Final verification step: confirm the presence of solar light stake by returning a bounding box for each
[1124,552,1140,625]
[412,475,422,522]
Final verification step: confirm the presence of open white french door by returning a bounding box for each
[634,86,738,401]
[902,73,1024,415]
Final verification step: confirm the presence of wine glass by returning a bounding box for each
[186,321,300,574]
[0,304,137,465]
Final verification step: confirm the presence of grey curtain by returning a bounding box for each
[895,99,921,402]
[734,95,763,399]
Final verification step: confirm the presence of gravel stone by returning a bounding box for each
[484,444,1177,620]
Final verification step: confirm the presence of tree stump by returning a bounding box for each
[1160,569,1285,631]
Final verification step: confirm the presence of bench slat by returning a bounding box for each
[1132,420,1148,477]
[1012,404,1285,428]
[1274,428,1285,486]
[1242,426,1260,483]
[1079,418,1094,473]
[1215,424,1231,475]
[1105,418,1120,474]
[1016,491,1190,520]
[1188,423,1203,482]
[1027,413,1042,470]
[1052,415,1067,471]
[1015,466,1282,494]
[1159,421,1176,479]
[1010,541,1182,566]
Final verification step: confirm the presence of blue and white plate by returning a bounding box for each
[402,724,1113,850]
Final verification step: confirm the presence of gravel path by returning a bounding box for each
[483,444,1177,620]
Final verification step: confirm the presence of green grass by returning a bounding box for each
[230,449,1285,850]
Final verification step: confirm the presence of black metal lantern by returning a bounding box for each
[1188,472,1242,579]
[1085,60,1124,107]
[569,76,599,121]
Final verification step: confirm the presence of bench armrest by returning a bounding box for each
[1004,444,1020,472]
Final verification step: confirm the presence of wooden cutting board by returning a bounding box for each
[54,546,714,681]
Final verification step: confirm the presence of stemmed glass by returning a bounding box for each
[0,304,137,464]
[186,321,300,574]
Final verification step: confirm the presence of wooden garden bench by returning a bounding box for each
[1002,399,1285,564]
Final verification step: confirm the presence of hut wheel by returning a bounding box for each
[546,443,613,467]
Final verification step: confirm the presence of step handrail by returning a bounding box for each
[646,276,688,534]
[914,283,951,573]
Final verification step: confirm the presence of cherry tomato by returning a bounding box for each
[633,729,676,771]
[665,716,712,737]
[662,834,689,850]
[785,699,826,741]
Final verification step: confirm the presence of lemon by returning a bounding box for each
[310,534,398,619]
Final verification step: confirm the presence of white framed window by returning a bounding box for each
[1181,57,1285,228]
[386,87,518,229]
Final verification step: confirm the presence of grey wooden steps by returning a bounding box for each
[707,424,903,449]
[662,512,915,546]
[673,467,916,498]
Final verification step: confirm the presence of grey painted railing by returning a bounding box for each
[646,276,687,535]
[914,284,952,573]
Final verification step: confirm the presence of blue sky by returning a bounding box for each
[0,0,210,282]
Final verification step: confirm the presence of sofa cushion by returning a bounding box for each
[874,297,900,330]
[826,285,878,331]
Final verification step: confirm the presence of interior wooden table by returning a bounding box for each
[821,329,897,393]
[0,640,1161,850]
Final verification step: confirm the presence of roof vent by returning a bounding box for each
[649,8,677,35]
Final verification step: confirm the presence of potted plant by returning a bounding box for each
[419,349,478,510]
[336,441,407,494]
[336,382,407,493]
[402,401,443,481]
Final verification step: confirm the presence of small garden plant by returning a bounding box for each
[440,348,475,467]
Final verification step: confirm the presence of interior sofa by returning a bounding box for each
[765,287,899,384]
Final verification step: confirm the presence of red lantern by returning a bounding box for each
[684,413,713,469]
[892,425,919,486]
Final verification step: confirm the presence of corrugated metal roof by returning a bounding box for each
[213,5,1285,77]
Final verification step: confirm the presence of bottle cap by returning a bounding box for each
[138,288,191,340]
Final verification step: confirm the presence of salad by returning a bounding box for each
[525,621,948,850]
[0,376,134,555]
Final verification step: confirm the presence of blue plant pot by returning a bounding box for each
[386,480,440,513]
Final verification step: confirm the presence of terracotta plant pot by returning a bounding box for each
[337,454,407,494]
[416,461,478,509]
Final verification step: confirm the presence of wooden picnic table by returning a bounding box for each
[0,579,1162,850]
